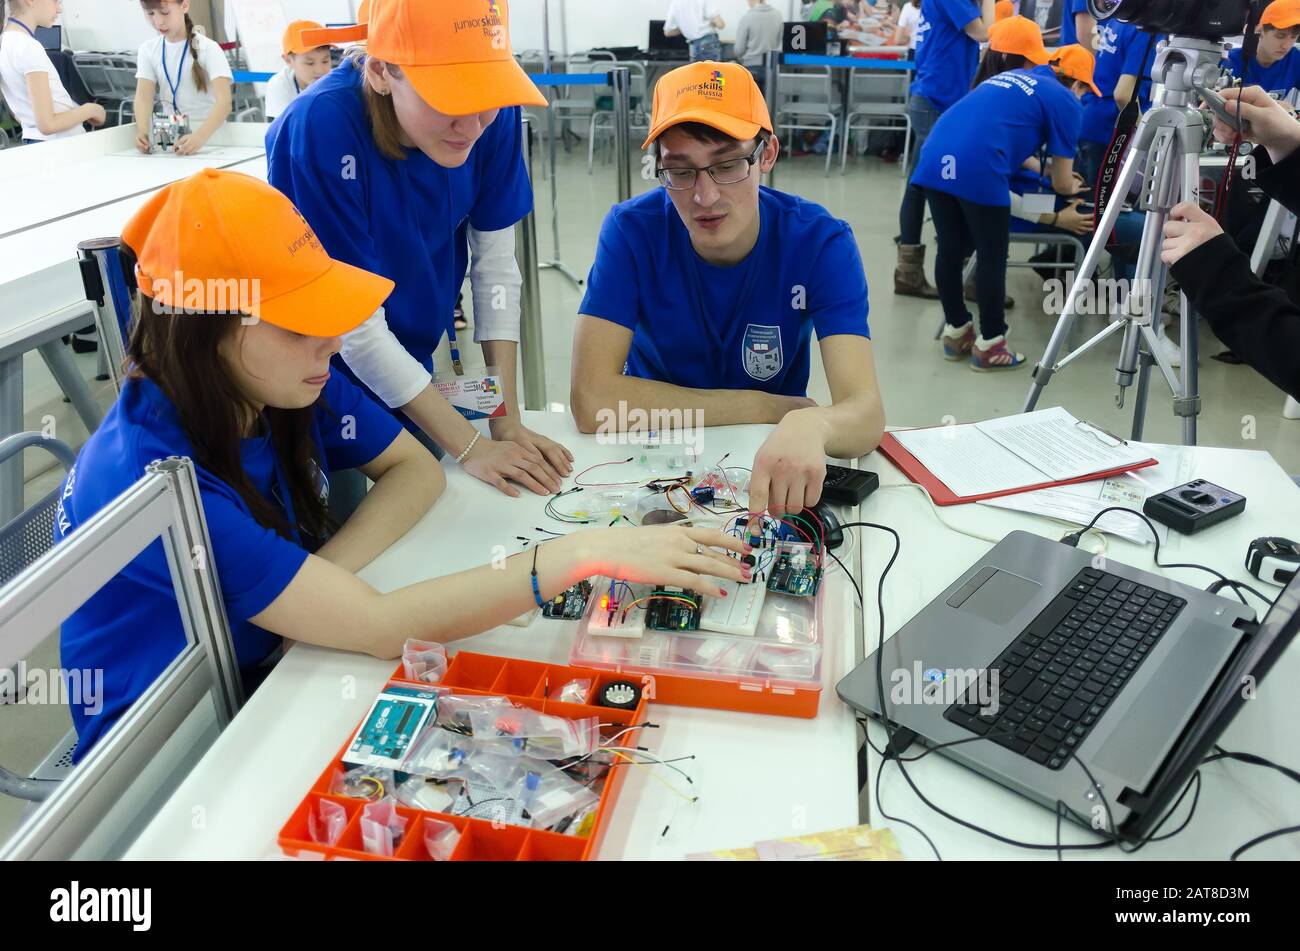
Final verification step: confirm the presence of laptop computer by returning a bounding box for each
[35,25,61,52]
[838,529,1297,841]
[646,20,689,60]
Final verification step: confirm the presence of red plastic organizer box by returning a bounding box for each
[278,652,651,862]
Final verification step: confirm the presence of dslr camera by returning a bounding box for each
[1087,0,1264,40]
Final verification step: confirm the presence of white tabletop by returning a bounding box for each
[855,442,1300,860]
[0,124,269,358]
[124,412,864,860]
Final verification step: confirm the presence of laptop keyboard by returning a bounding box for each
[943,567,1186,770]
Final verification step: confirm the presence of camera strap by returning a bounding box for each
[1094,97,1140,247]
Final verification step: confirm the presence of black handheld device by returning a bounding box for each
[1143,479,1246,534]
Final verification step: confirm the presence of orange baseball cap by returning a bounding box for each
[643,61,773,149]
[122,169,394,337]
[357,0,370,22]
[283,20,327,56]
[1052,44,1102,97]
[300,0,546,115]
[989,15,1053,65]
[995,1,1015,22]
[1261,0,1300,28]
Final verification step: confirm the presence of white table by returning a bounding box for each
[0,123,269,522]
[124,412,865,860]
[855,443,1300,860]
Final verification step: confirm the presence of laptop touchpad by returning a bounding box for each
[953,570,1040,625]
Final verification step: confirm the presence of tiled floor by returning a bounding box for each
[2,139,1295,845]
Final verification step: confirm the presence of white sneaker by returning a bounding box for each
[1149,330,1182,369]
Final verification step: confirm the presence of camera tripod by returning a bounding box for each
[1023,36,1229,445]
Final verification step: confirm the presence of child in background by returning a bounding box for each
[265,20,332,121]
[0,0,105,142]
[1076,20,1161,185]
[1226,0,1300,103]
[133,0,232,154]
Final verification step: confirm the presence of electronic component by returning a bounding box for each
[587,578,649,638]
[343,686,438,770]
[543,580,594,619]
[766,542,821,597]
[1246,537,1300,587]
[690,485,715,506]
[645,588,701,632]
[598,680,642,710]
[150,112,191,152]
[1143,479,1246,535]
[698,577,768,636]
[821,465,879,506]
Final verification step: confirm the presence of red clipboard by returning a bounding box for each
[879,431,1159,506]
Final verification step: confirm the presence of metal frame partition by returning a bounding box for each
[0,457,245,860]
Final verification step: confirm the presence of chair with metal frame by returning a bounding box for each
[839,65,911,175]
[0,456,246,859]
[775,65,840,177]
[588,60,648,173]
[71,52,139,126]
[550,52,615,159]
[0,434,79,806]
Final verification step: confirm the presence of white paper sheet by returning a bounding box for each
[891,424,1047,498]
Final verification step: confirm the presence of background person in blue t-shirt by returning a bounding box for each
[1056,0,1094,49]
[895,0,995,300]
[267,0,575,510]
[1077,21,1162,185]
[1225,0,1300,102]
[57,170,749,761]
[912,17,1090,370]
[572,62,885,518]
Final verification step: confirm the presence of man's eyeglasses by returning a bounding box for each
[656,139,766,190]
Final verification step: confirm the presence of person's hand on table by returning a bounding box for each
[174,133,206,156]
[571,525,749,598]
[489,416,574,485]
[461,433,563,497]
[82,104,107,128]
[1054,200,1094,236]
[1212,85,1300,163]
[746,409,829,520]
[135,127,152,152]
[1161,202,1224,266]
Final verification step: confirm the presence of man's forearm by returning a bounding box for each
[573,374,791,432]
[796,392,885,460]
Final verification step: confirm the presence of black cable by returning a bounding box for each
[1230,825,1300,861]
[1064,506,1273,608]
[828,549,863,610]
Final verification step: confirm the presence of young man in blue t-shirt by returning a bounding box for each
[572,62,885,517]
[1077,20,1162,185]
[1226,0,1300,102]
[895,0,995,299]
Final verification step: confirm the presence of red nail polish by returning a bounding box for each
[720,589,729,597]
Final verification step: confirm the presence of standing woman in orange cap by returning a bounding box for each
[264,20,333,121]
[911,16,1091,370]
[266,0,573,509]
[55,171,748,760]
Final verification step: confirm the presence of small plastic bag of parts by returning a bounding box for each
[330,763,395,802]
[360,797,408,857]
[468,707,601,759]
[307,798,347,846]
[404,727,476,780]
[422,816,461,861]
[558,801,600,837]
[467,753,600,831]
[555,677,591,705]
[435,693,513,735]
[401,638,448,684]
[395,774,460,814]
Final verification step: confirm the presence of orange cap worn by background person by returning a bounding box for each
[300,0,546,114]
[1261,0,1300,29]
[283,20,326,56]
[122,169,394,337]
[988,15,1053,65]
[1052,44,1103,97]
[642,61,773,149]
[995,1,1015,22]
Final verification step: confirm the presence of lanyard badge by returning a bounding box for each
[434,364,507,421]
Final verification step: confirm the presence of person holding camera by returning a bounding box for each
[1161,85,1300,401]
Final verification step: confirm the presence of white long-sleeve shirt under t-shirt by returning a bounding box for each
[339,225,523,409]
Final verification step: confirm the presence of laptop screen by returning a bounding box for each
[1130,569,1299,838]
[35,25,61,52]
[648,20,688,53]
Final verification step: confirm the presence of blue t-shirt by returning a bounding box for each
[913,65,1082,206]
[56,372,401,759]
[912,0,982,110]
[1081,23,1162,145]
[1059,0,1091,47]
[266,63,532,389]
[1226,46,1300,99]
[579,187,870,396]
